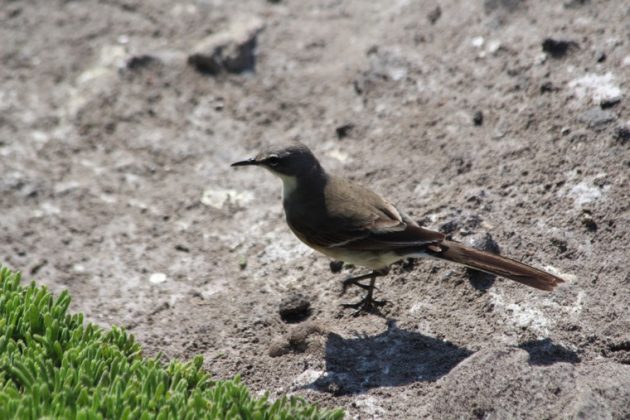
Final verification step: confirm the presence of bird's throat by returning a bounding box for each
[278,174,298,200]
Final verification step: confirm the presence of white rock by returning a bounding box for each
[471,36,485,48]
[149,272,167,284]
[568,182,602,206]
[568,72,622,104]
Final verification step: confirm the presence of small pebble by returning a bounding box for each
[600,97,621,109]
[149,272,167,284]
[329,260,344,273]
[427,6,441,24]
[126,55,159,70]
[473,110,484,126]
[279,293,311,323]
[581,210,597,232]
[174,244,190,252]
[542,38,578,58]
[614,127,630,143]
[335,123,355,139]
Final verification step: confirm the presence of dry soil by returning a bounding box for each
[1,0,629,418]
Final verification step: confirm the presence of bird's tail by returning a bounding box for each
[426,240,564,291]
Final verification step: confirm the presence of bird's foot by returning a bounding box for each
[341,295,387,316]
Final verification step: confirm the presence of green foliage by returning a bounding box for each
[0,266,343,419]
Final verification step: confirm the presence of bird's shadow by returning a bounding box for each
[310,320,472,395]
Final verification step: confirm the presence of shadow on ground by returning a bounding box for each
[311,321,472,395]
[518,338,581,366]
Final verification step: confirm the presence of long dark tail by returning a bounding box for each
[426,240,564,291]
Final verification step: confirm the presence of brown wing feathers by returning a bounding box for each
[426,240,564,291]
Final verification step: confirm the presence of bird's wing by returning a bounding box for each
[328,223,445,251]
[295,177,444,250]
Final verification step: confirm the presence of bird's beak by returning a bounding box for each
[231,158,259,167]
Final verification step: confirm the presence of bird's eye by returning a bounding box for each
[267,156,280,167]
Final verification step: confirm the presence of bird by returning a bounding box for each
[231,141,564,313]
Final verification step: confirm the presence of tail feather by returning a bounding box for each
[427,240,564,291]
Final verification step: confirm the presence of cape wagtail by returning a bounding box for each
[232,142,564,313]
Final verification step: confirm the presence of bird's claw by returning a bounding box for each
[341,297,387,316]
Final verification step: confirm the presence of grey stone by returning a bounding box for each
[431,347,630,419]
[188,17,264,75]
[579,107,615,128]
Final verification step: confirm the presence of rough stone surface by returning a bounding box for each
[432,347,630,419]
[1,1,629,418]
[188,17,264,74]
[579,107,616,128]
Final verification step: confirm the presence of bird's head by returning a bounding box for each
[231,142,323,180]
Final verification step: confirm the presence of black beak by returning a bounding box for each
[231,158,259,167]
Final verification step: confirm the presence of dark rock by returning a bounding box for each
[540,81,559,93]
[279,293,311,323]
[427,6,442,24]
[581,210,597,232]
[600,96,621,109]
[126,54,159,70]
[335,123,355,139]
[174,244,190,252]
[601,320,630,365]
[579,107,615,128]
[550,237,568,253]
[542,38,578,58]
[455,158,472,175]
[30,259,48,276]
[188,17,264,75]
[614,127,630,143]
[329,260,344,273]
[564,0,590,8]
[596,51,607,63]
[439,220,459,235]
[401,258,416,272]
[472,110,484,126]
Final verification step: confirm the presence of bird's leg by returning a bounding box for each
[341,268,389,314]
[340,271,377,295]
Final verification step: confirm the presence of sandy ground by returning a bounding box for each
[1,0,629,418]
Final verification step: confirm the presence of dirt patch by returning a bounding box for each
[1,0,629,418]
